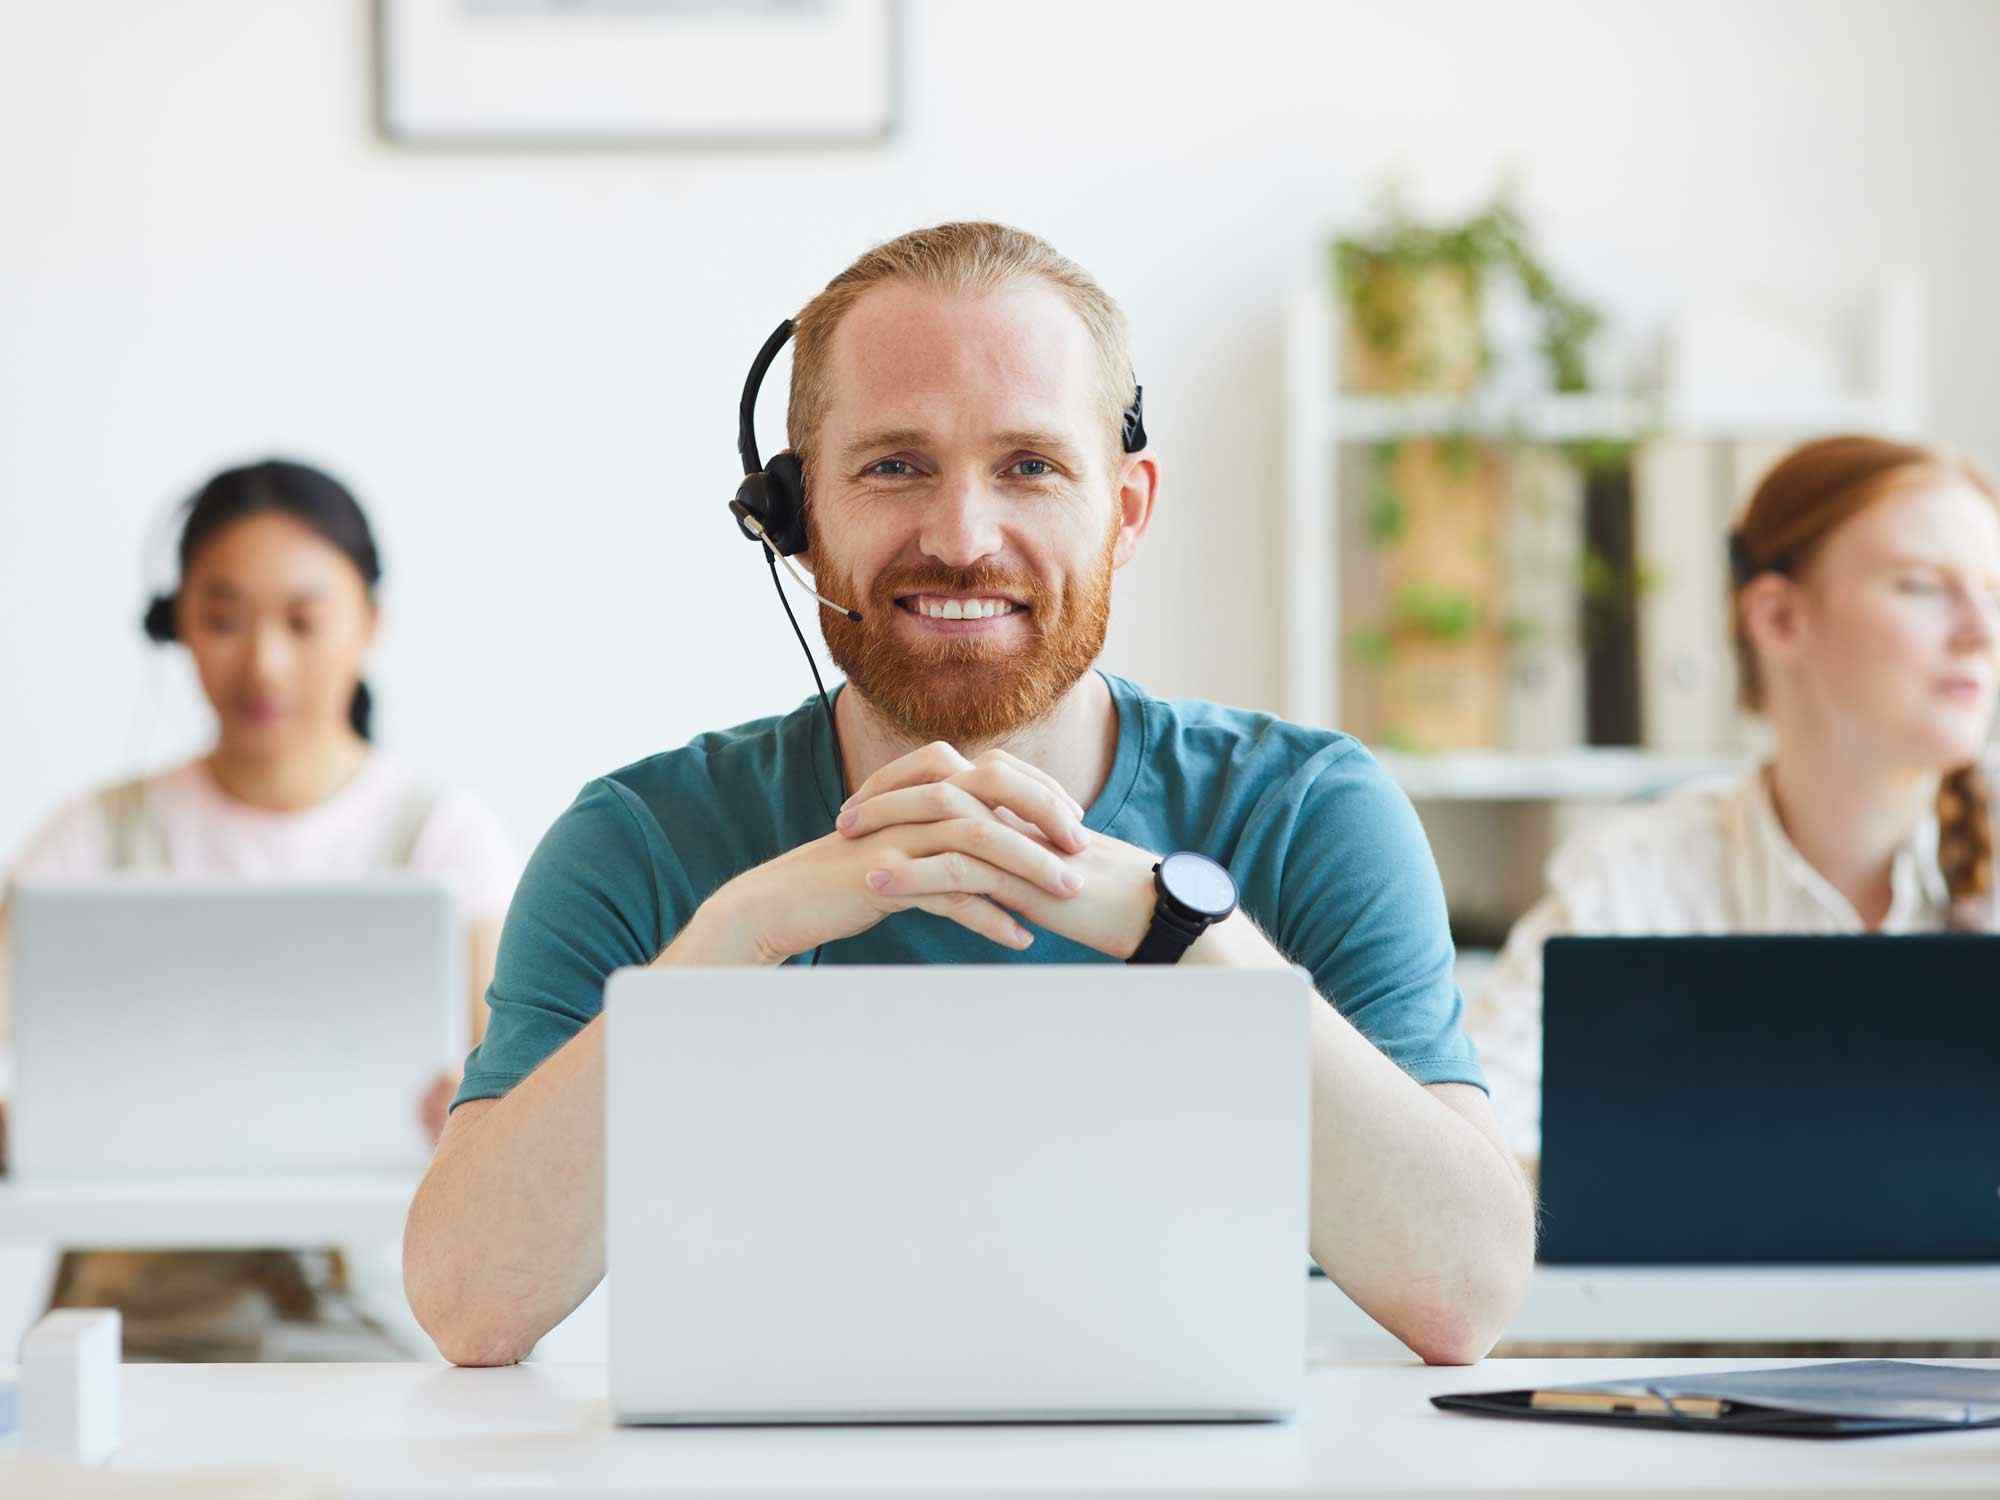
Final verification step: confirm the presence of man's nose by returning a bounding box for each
[917,470,1005,570]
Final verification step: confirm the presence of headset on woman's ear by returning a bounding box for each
[139,493,194,645]
[143,593,178,643]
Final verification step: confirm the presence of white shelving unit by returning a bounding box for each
[1281,269,1923,803]
[1372,747,1740,803]
[1335,391,1650,443]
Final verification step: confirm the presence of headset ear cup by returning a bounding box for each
[1122,385,1147,454]
[761,452,810,556]
[143,594,178,644]
[730,471,779,544]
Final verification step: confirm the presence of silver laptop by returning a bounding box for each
[8,882,458,1181]
[604,965,1311,1425]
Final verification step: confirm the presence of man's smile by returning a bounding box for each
[893,592,1030,631]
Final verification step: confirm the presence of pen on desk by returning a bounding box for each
[1528,1390,1729,1419]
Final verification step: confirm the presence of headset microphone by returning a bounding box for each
[736,509,861,623]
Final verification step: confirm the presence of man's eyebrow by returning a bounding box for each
[837,427,1089,465]
[992,430,1083,458]
[838,428,930,463]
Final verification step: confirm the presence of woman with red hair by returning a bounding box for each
[1472,435,2000,1169]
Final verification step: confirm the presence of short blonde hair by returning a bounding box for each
[785,221,1134,476]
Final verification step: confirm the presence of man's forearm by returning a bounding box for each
[403,1016,609,1366]
[404,903,749,1365]
[1180,908,1297,969]
[1304,1001,1534,1364]
[1186,912,1532,1363]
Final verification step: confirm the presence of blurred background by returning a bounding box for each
[4,0,1998,952]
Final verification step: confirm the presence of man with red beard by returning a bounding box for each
[406,224,1534,1370]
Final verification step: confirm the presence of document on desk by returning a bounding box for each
[1434,1360,2000,1437]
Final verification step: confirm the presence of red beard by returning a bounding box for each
[808,515,1118,747]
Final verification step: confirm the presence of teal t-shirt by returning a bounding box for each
[456,671,1485,1107]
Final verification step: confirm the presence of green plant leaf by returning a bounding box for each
[1349,628,1395,666]
[1392,581,1483,641]
[1333,176,1604,395]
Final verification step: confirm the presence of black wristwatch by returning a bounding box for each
[1127,851,1238,965]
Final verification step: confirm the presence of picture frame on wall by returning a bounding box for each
[373,0,899,149]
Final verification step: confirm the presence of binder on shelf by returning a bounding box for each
[1502,445,1585,753]
[1634,437,1740,754]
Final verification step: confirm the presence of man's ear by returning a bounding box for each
[1738,572,1806,672]
[1110,452,1159,570]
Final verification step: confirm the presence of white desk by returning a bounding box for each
[2,1359,1995,1498]
[0,1175,420,1250]
[0,1160,1992,1360]
[1311,1268,2000,1356]
[0,1171,1993,1360]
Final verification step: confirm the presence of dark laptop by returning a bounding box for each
[1538,935,2000,1264]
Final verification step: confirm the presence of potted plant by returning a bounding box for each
[1334,183,1603,396]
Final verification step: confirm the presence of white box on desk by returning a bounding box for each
[20,1308,120,1464]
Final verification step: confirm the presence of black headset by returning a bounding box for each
[143,592,179,643]
[142,497,196,643]
[728,318,1147,572]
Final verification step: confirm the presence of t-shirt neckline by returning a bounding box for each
[801,669,1145,836]
[187,749,388,826]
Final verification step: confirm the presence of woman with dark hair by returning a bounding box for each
[0,457,519,1358]
[1470,434,2000,1170]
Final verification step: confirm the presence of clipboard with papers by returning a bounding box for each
[1433,1360,2000,1438]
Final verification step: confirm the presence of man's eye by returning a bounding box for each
[1010,459,1053,478]
[866,459,915,478]
[1896,577,1944,595]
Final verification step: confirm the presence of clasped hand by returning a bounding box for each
[700,742,1159,965]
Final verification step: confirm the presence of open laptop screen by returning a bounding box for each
[1539,934,2000,1264]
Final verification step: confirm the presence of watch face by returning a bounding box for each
[1158,850,1236,920]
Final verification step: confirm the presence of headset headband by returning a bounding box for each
[739,319,795,476]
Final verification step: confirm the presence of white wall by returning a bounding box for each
[5,0,1998,859]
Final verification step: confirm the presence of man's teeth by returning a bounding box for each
[916,597,1017,620]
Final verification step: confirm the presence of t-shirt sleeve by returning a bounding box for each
[406,787,523,929]
[1271,745,1486,1091]
[452,778,672,1108]
[5,794,112,889]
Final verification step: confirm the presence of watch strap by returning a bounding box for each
[1127,867,1214,965]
